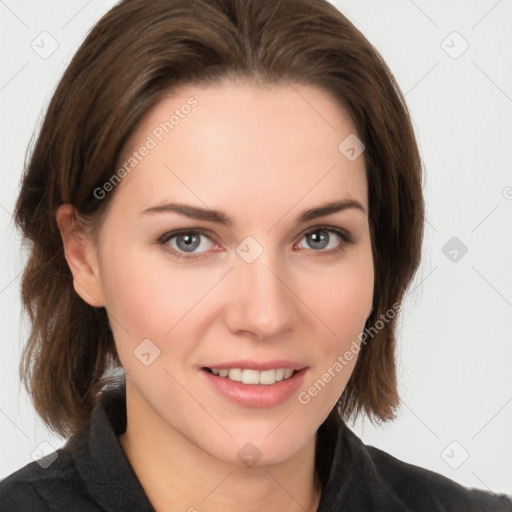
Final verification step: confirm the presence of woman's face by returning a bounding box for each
[90,80,373,465]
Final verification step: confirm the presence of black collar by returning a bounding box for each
[62,384,423,511]
[66,384,155,511]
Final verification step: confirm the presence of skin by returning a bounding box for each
[57,79,374,512]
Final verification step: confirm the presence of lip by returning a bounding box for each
[201,360,306,371]
[200,366,308,408]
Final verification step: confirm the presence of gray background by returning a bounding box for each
[1,0,511,495]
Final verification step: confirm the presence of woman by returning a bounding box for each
[0,0,510,510]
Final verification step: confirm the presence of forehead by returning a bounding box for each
[111,80,367,221]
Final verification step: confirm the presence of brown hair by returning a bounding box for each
[15,0,424,438]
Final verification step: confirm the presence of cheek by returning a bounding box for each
[99,248,162,336]
[100,243,212,336]
[317,273,372,324]
[98,242,229,378]
[298,244,373,405]
[305,249,374,344]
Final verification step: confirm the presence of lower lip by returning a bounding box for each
[201,368,307,408]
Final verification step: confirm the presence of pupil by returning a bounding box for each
[308,231,329,250]
[177,233,200,252]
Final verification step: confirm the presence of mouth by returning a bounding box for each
[200,364,308,408]
[202,367,297,385]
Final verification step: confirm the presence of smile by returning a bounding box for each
[201,366,308,408]
[205,367,295,385]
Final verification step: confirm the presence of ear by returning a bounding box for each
[55,204,105,307]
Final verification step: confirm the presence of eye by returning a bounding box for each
[296,227,354,253]
[158,226,355,260]
[158,229,217,259]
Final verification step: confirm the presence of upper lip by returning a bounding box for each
[202,360,307,371]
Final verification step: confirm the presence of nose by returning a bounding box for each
[223,249,298,341]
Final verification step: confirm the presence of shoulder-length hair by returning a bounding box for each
[15,0,424,437]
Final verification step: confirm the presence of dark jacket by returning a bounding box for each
[1,385,510,511]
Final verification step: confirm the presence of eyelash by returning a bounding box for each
[157,226,356,260]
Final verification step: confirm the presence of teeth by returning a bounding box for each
[283,369,294,379]
[259,369,277,385]
[209,367,296,385]
[228,368,242,382]
[242,369,259,385]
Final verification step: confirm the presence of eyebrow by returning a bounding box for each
[139,199,366,226]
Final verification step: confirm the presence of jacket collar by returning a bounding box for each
[65,383,402,511]
[316,410,405,511]
[66,384,155,511]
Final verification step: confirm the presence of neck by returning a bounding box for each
[118,383,322,512]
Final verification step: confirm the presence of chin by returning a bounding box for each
[199,423,315,469]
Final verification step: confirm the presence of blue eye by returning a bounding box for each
[158,226,355,261]
[299,226,355,254]
[299,229,339,250]
[159,230,216,259]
